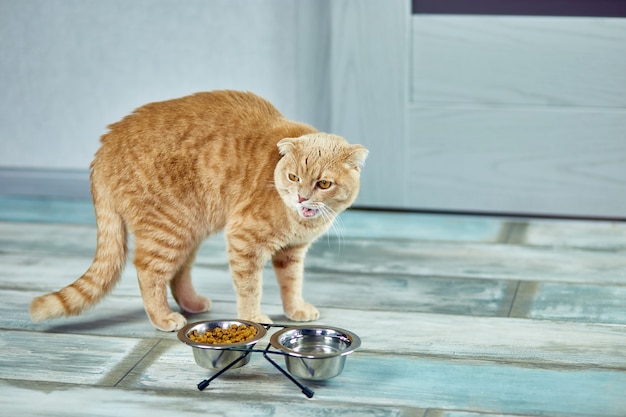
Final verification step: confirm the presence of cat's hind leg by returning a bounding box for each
[133,233,191,332]
[170,244,212,314]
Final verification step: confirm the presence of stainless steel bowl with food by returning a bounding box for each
[178,320,267,370]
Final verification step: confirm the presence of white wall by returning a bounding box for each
[0,0,323,170]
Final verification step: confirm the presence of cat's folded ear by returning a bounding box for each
[346,144,369,171]
[277,138,296,156]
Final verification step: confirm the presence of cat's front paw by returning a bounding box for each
[151,312,187,332]
[285,303,319,322]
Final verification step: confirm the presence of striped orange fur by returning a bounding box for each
[29,90,368,331]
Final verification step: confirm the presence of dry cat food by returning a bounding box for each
[189,323,258,344]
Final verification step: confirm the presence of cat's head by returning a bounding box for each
[274,133,368,221]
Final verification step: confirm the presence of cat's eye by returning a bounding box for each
[317,180,332,189]
[288,173,300,182]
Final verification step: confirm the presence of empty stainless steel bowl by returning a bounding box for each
[269,326,361,380]
[178,320,267,370]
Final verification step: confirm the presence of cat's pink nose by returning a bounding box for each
[298,194,308,203]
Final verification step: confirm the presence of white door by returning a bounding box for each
[327,0,626,219]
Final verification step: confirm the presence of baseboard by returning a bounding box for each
[0,167,91,200]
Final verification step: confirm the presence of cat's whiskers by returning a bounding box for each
[329,208,345,247]
[310,201,344,250]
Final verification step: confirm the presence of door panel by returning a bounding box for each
[407,105,626,217]
[329,1,626,219]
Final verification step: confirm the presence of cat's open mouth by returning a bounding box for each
[300,207,319,218]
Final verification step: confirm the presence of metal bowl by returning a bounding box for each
[177,320,267,370]
[269,326,361,380]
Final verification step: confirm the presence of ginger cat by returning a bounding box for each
[30,90,368,331]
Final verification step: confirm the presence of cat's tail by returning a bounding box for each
[30,191,128,322]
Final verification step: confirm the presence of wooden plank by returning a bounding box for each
[327,210,503,242]
[1,218,519,320]
[411,16,626,107]
[0,253,139,292]
[0,380,415,417]
[6,218,625,290]
[0,195,95,224]
[0,222,539,321]
[0,221,229,265]
[523,219,626,250]
[406,106,626,218]
[2,312,626,416]
[2,288,162,338]
[425,412,532,417]
[0,330,153,386]
[5,290,626,370]
[287,273,517,317]
[124,341,626,417]
[2,268,518,335]
[314,308,626,369]
[2,224,520,320]
[0,195,94,224]
[307,238,626,285]
[0,222,98,257]
[0,208,503,260]
[511,281,626,324]
[3,233,625,325]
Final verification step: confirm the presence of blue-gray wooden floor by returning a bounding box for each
[1,195,625,417]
